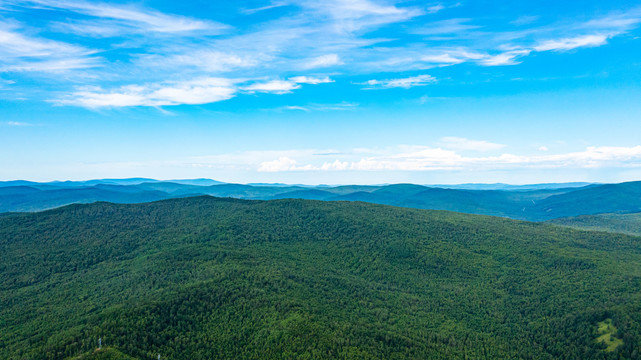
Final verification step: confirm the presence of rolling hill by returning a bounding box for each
[2,179,641,222]
[548,212,641,236]
[1,197,640,359]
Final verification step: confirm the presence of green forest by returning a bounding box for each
[1,197,641,359]
[548,212,641,236]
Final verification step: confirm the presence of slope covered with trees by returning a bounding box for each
[1,197,641,359]
[548,212,641,236]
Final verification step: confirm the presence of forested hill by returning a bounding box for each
[5,179,641,221]
[548,212,641,236]
[2,197,641,359]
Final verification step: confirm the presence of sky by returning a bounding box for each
[1,0,641,185]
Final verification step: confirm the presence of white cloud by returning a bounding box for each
[419,48,529,67]
[243,76,333,94]
[301,0,423,32]
[302,54,342,69]
[0,23,101,73]
[240,2,289,15]
[478,50,531,66]
[55,78,237,107]
[3,1,641,105]
[0,25,89,58]
[426,5,445,14]
[360,74,436,89]
[533,34,610,51]
[242,80,301,94]
[278,101,357,111]
[539,146,549,151]
[309,102,358,110]
[580,11,641,31]
[252,145,641,172]
[133,50,259,73]
[420,49,486,66]
[510,15,539,26]
[439,137,506,152]
[288,76,334,84]
[1,57,101,72]
[21,0,227,34]
[5,121,33,126]
[54,73,333,107]
[258,157,317,172]
[281,105,310,111]
[90,144,641,175]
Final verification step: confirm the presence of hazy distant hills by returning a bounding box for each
[1,178,640,221]
[2,197,640,359]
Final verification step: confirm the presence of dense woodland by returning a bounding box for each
[1,197,641,359]
[549,213,641,236]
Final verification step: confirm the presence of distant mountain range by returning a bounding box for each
[1,178,640,221]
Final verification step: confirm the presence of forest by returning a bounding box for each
[1,196,641,359]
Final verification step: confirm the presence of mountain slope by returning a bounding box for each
[0,186,170,212]
[2,180,641,222]
[531,181,641,220]
[1,197,641,359]
[548,212,641,236]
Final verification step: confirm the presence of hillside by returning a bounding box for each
[1,197,641,359]
[530,181,641,220]
[548,212,641,236]
[0,186,170,213]
[3,180,640,221]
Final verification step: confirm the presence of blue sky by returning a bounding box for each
[1,0,641,184]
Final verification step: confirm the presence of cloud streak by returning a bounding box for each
[55,78,238,107]
[55,76,335,107]
[256,145,641,172]
[0,1,639,106]
[360,74,436,89]
[19,0,228,34]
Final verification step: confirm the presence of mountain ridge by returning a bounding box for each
[2,179,640,222]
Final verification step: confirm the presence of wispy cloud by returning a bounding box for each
[302,54,342,69]
[0,24,88,58]
[258,157,317,172]
[241,76,333,94]
[0,22,101,73]
[56,76,334,107]
[241,79,301,94]
[277,101,358,111]
[478,50,531,66]
[510,15,539,26]
[359,74,436,89]
[299,0,423,32]
[70,144,641,176]
[4,121,33,126]
[240,2,289,15]
[2,1,640,105]
[256,145,641,172]
[19,0,228,35]
[288,76,334,84]
[533,34,610,51]
[426,5,445,14]
[54,78,238,108]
